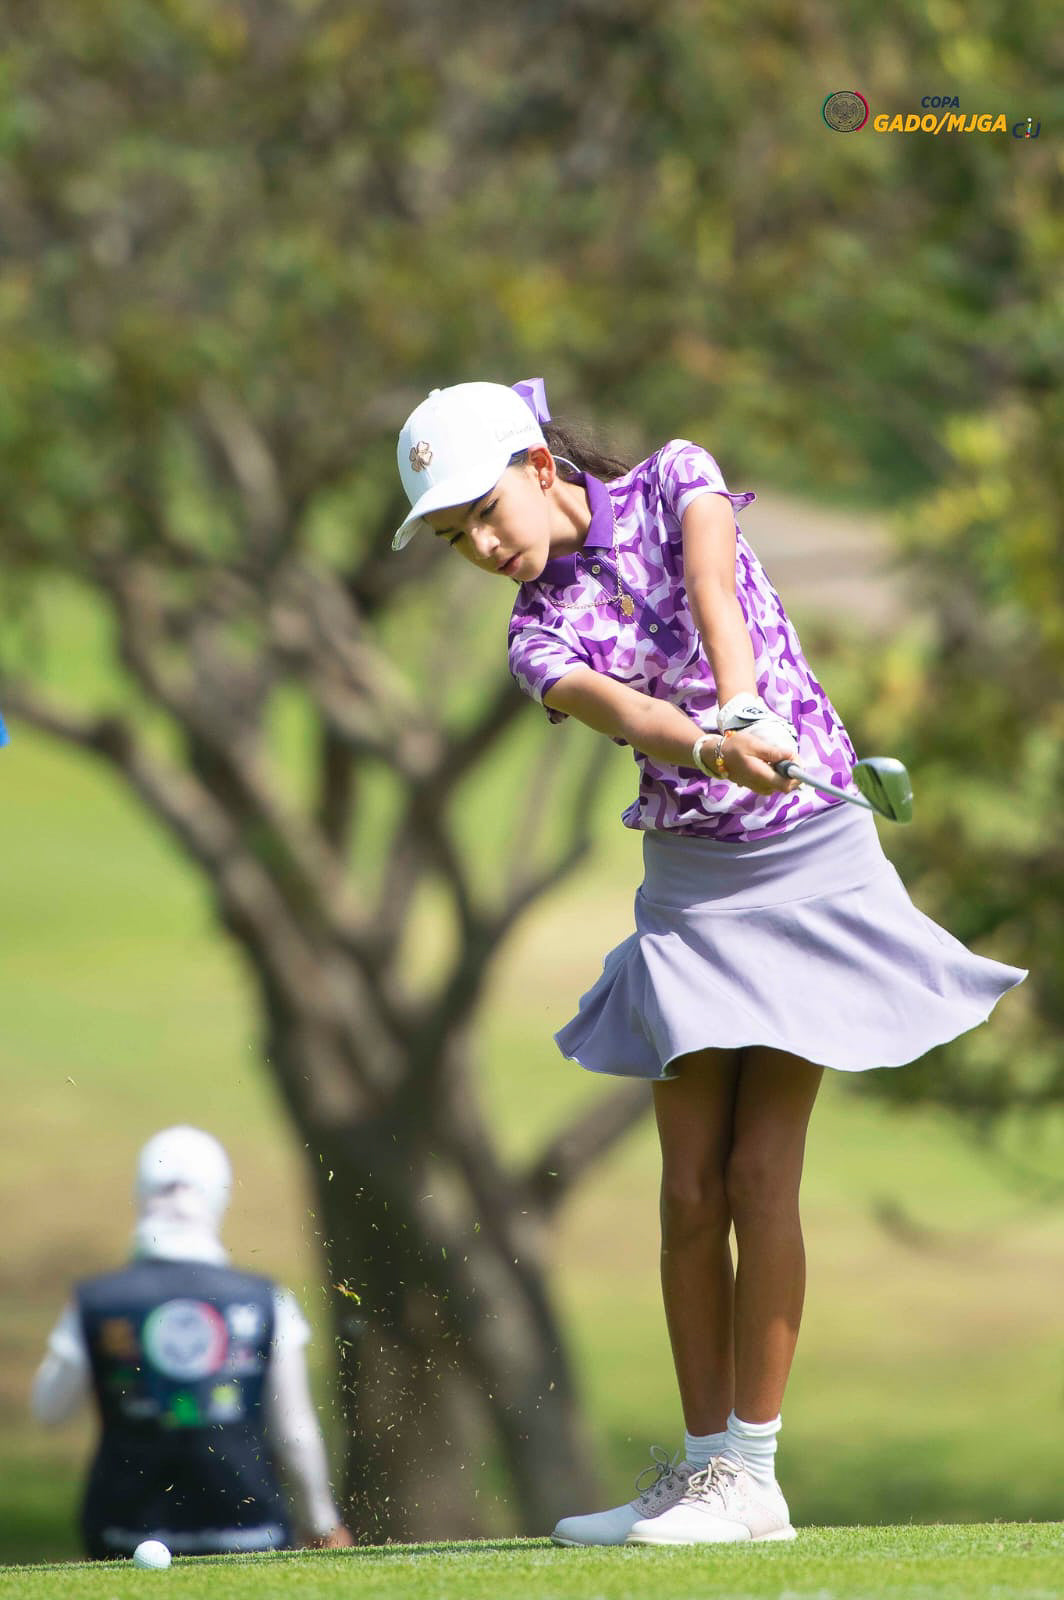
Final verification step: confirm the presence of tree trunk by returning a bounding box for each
[264,1015,600,1541]
[5,601,643,1545]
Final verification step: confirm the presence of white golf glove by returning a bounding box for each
[716,693,798,761]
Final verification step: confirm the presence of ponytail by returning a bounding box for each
[510,421,632,483]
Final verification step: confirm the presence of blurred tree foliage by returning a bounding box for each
[835,384,1063,1131]
[3,0,1054,1090]
[0,0,1060,1534]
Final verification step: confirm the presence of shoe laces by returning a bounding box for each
[682,1453,742,1509]
[633,1445,687,1510]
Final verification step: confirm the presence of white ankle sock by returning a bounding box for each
[682,1427,729,1470]
[723,1410,781,1489]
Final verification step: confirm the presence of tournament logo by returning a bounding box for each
[142,1300,229,1381]
[822,90,870,132]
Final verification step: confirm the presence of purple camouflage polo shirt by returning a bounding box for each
[507,439,858,842]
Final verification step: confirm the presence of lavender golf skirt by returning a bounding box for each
[554,802,1026,1079]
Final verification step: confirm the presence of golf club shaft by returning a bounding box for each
[774,760,876,813]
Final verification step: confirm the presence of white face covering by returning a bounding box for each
[132,1126,232,1265]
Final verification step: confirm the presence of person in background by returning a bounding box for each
[32,1125,352,1558]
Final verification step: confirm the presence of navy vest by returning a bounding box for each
[76,1258,291,1557]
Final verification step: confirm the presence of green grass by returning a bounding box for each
[3,582,1063,1566]
[1,1527,1063,1600]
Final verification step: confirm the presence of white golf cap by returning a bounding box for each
[135,1125,232,1224]
[392,381,547,551]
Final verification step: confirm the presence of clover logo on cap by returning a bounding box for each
[409,440,433,472]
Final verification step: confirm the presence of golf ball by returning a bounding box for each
[132,1540,172,1570]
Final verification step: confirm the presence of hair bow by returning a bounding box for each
[511,377,551,426]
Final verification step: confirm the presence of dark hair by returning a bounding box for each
[510,420,631,483]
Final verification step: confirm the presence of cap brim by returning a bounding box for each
[391,455,509,552]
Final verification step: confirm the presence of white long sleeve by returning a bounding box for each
[265,1290,343,1539]
[31,1301,91,1424]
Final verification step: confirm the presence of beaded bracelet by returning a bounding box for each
[692,730,735,778]
[712,730,735,777]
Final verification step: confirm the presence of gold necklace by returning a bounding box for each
[548,502,636,617]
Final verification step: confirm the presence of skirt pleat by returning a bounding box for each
[554,803,1026,1079]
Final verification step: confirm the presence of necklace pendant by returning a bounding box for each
[620,594,635,617]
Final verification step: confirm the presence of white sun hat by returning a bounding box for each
[392,381,547,551]
[135,1125,232,1226]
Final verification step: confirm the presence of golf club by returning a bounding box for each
[774,755,913,823]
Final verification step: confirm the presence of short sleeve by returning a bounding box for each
[508,613,591,724]
[656,439,756,524]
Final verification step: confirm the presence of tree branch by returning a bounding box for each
[493,738,609,942]
[5,679,406,1108]
[368,810,423,958]
[316,718,358,851]
[507,727,566,878]
[97,560,368,942]
[446,676,528,791]
[197,381,288,560]
[269,562,443,778]
[524,1082,651,1218]
[1,682,232,864]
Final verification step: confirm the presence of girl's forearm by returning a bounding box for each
[686,580,758,707]
[543,670,795,796]
[618,693,789,798]
[615,692,711,769]
[546,667,710,768]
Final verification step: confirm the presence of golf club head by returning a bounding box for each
[852,757,913,823]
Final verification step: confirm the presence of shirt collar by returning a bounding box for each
[536,473,613,586]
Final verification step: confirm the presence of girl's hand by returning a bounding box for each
[722,729,801,795]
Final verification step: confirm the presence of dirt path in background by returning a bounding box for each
[740,491,906,629]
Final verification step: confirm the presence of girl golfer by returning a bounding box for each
[391,379,1025,1545]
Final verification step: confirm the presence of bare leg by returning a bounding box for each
[652,1049,741,1436]
[726,1047,823,1423]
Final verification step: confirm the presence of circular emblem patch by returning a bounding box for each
[142,1300,229,1381]
[822,90,869,132]
[409,440,433,472]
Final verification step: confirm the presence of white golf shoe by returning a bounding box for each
[551,1447,694,1547]
[625,1453,796,1544]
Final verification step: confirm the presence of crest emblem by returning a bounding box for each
[821,90,869,132]
[142,1300,228,1381]
[409,440,433,472]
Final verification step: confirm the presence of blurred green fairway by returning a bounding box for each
[2,596,1062,1565]
[1,1526,1063,1600]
